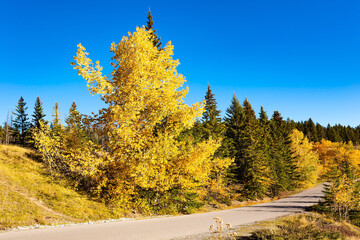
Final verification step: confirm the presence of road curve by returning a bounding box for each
[0,184,324,240]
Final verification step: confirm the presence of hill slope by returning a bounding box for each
[0,145,120,230]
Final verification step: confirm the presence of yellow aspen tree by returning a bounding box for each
[314,140,360,178]
[33,121,63,179]
[289,129,320,189]
[327,176,359,220]
[72,27,231,207]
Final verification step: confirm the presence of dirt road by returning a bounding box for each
[0,184,324,240]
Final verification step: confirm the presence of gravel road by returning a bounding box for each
[0,184,324,240]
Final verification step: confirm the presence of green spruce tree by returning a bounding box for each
[305,118,318,142]
[268,111,298,197]
[65,102,89,151]
[201,84,224,140]
[239,99,270,199]
[316,123,326,142]
[221,94,244,182]
[32,97,47,128]
[13,97,30,146]
[145,9,162,50]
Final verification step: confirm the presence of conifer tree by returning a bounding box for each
[65,102,87,148]
[223,94,243,157]
[268,111,297,196]
[145,9,162,50]
[258,106,272,184]
[327,124,342,142]
[316,123,326,142]
[305,118,318,142]
[222,94,243,181]
[286,118,296,130]
[32,97,47,129]
[239,99,270,199]
[50,102,63,138]
[201,84,224,140]
[13,97,30,146]
[52,103,61,127]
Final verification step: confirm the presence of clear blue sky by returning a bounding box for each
[1,0,360,127]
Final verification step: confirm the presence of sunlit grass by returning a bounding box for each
[0,145,121,230]
[232,213,360,240]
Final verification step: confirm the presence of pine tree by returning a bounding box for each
[258,106,272,185]
[327,124,342,142]
[145,9,162,50]
[239,99,270,199]
[50,102,63,138]
[222,94,244,182]
[13,97,30,146]
[32,97,47,129]
[201,84,224,140]
[223,94,243,155]
[305,118,318,142]
[65,102,89,148]
[52,103,61,127]
[268,111,297,197]
[316,123,326,142]
[285,118,296,132]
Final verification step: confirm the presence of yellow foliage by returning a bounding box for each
[313,139,360,177]
[34,26,231,210]
[327,176,359,219]
[289,129,320,188]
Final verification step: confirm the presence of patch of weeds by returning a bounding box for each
[237,214,359,240]
[209,217,236,240]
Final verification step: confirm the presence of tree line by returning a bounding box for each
[2,11,359,215]
[0,96,46,146]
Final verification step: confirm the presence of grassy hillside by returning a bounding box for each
[0,145,121,230]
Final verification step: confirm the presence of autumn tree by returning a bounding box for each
[314,140,360,220]
[325,176,360,220]
[69,27,232,211]
[290,129,320,188]
[13,97,30,146]
[33,102,64,178]
[313,140,360,178]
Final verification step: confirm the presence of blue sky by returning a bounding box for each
[1,0,360,127]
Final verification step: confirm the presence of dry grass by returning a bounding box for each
[232,213,360,240]
[0,145,121,230]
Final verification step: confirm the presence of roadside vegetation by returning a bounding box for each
[230,213,360,240]
[0,10,360,235]
[0,145,120,230]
